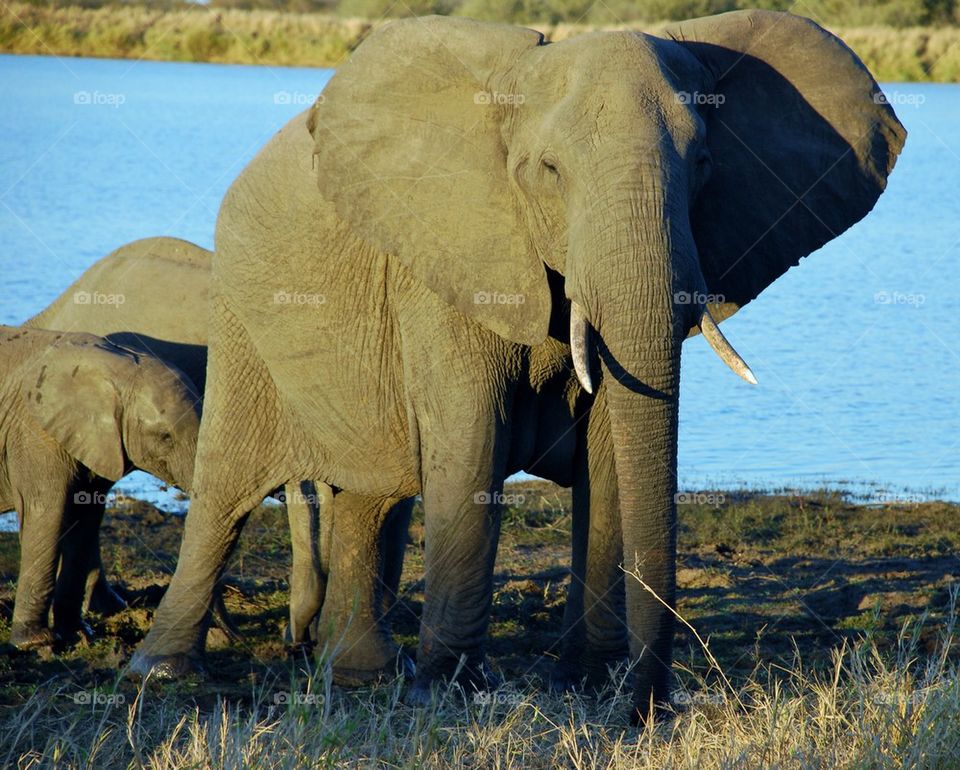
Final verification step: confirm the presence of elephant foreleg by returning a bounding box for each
[130,309,287,678]
[83,550,128,616]
[406,407,511,703]
[79,484,127,618]
[10,465,75,649]
[555,382,627,689]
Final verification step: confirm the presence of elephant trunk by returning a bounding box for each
[569,165,755,718]
[117,358,202,496]
[601,348,679,720]
[170,445,196,495]
[161,378,201,495]
[568,179,690,720]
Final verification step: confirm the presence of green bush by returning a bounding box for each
[769,0,957,27]
[184,25,230,60]
[5,0,960,72]
[337,0,454,19]
[15,0,960,24]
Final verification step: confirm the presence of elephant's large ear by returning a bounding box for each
[23,336,127,481]
[662,10,906,319]
[309,16,550,345]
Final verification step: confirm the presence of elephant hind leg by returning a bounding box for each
[379,498,413,617]
[314,491,409,685]
[286,480,332,646]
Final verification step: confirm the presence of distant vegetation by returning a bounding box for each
[0,2,371,65]
[11,0,960,26]
[4,0,960,78]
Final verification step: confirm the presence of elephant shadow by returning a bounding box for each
[673,550,959,678]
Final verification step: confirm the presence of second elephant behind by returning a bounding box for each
[26,237,413,658]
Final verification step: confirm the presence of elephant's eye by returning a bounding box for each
[541,157,560,177]
[158,431,174,446]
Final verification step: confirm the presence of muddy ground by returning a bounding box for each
[0,482,957,708]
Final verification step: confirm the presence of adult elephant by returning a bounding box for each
[130,11,904,720]
[26,237,413,650]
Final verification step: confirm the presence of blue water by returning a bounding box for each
[1,55,958,526]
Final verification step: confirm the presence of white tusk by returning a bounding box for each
[570,301,594,394]
[699,307,758,385]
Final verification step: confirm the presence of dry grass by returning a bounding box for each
[2,488,959,767]
[2,593,958,767]
[3,2,960,79]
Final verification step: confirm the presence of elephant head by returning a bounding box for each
[308,11,905,714]
[26,337,201,492]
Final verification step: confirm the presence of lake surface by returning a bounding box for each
[1,54,959,526]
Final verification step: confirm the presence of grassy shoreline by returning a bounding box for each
[2,484,959,766]
[3,2,960,80]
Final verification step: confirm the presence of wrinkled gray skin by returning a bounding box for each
[130,11,904,719]
[0,325,200,648]
[27,237,414,654]
[26,237,210,618]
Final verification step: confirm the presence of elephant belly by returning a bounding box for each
[0,477,13,515]
[507,340,579,486]
[276,376,417,498]
[222,245,417,498]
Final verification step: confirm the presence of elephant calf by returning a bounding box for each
[0,325,200,648]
